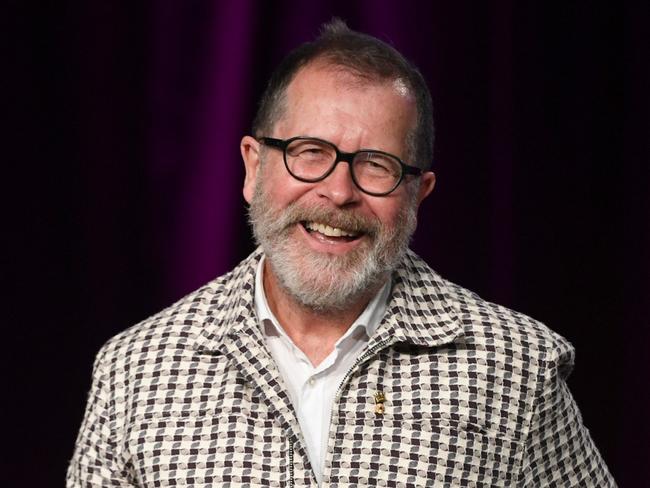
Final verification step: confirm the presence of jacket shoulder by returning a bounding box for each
[402,251,574,373]
[96,250,261,365]
[445,277,575,373]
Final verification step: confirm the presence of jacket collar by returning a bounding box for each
[193,247,464,355]
[374,248,465,348]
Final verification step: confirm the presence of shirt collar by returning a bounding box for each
[254,255,390,346]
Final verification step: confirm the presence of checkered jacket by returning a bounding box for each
[68,248,615,487]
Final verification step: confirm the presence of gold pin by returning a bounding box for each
[374,391,386,415]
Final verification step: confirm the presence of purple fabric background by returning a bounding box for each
[5,2,647,485]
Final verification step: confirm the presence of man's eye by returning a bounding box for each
[288,141,328,157]
[360,159,391,173]
[294,146,329,160]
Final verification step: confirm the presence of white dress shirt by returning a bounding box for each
[254,257,390,484]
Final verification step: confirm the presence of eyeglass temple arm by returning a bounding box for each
[258,137,286,149]
[402,164,423,176]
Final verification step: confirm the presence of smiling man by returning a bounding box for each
[68,20,614,487]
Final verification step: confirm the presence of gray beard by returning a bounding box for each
[248,174,418,313]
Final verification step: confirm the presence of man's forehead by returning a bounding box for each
[288,61,413,100]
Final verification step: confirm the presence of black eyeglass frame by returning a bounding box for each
[258,136,423,197]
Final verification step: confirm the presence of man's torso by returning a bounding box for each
[68,249,609,487]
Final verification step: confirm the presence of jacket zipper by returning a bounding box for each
[288,436,295,487]
[336,337,393,398]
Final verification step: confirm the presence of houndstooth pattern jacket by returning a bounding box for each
[68,248,615,487]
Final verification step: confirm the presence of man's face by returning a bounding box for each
[242,63,435,312]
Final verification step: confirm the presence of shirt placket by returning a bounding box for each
[300,370,325,478]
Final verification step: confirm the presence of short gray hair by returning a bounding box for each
[252,18,434,169]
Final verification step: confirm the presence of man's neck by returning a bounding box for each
[262,261,377,366]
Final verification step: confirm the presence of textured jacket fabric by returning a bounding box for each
[68,248,615,487]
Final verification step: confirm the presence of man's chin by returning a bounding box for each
[265,242,383,312]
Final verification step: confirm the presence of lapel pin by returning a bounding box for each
[374,391,386,415]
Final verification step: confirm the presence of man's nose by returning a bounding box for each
[315,160,360,206]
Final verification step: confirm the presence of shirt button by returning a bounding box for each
[308,377,315,386]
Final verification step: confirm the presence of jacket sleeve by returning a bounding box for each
[516,341,616,487]
[67,349,136,487]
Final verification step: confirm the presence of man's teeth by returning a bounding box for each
[305,222,358,237]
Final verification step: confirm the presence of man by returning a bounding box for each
[68,20,615,487]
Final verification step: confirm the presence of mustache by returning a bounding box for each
[255,201,381,237]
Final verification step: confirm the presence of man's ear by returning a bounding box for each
[241,136,261,204]
[415,171,436,208]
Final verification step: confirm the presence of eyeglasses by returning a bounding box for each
[258,136,423,196]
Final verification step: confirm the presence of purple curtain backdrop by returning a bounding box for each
[5,1,647,485]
